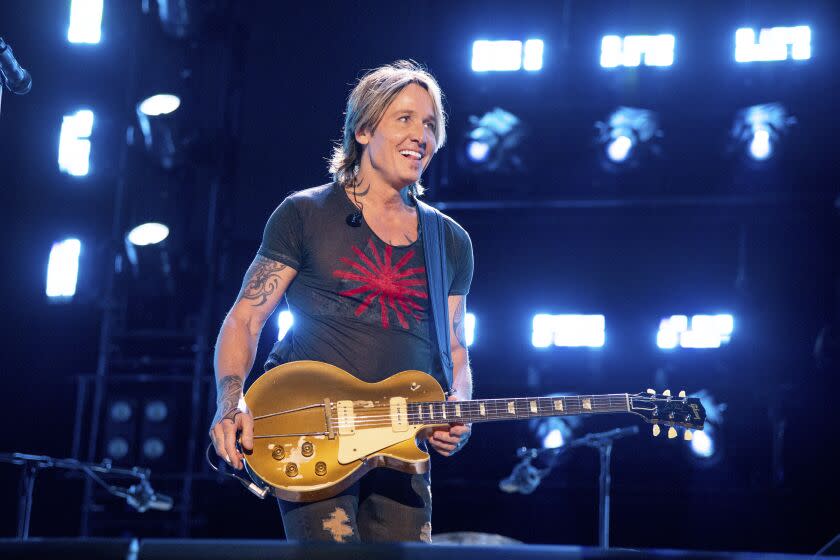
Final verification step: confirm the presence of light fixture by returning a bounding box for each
[731,103,795,163]
[600,34,675,68]
[68,0,103,44]
[58,109,94,177]
[595,107,660,170]
[657,314,734,350]
[46,238,82,300]
[532,314,605,348]
[735,26,811,63]
[460,108,524,172]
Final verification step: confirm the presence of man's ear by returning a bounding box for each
[355,125,371,146]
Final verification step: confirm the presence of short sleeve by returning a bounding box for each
[449,228,474,296]
[257,197,304,270]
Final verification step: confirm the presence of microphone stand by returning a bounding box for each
[0,452,164,539]
[511,425,639,548]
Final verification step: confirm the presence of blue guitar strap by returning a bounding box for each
[415,197,453,391]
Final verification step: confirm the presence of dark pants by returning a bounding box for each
[277,468,432,543]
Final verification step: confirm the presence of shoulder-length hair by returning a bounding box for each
[329,60,447,197]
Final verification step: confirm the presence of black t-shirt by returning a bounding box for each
[257,182,473,383]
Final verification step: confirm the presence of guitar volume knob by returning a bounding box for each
[315,462,327,476]
[271,447,285,460]
[285,463,299,477]
[301,442,314,457]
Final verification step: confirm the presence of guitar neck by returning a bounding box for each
[413,394,631,426]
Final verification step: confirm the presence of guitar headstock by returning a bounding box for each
[629,389,707,439]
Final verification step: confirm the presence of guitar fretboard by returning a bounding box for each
[408,395,630,426]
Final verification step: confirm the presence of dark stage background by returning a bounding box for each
[0,0,838,554]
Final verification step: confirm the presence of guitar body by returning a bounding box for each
[243,361,446,502]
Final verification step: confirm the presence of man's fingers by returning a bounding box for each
[210,424,227,461]
[222,420,241,469]
[238,412,255,452]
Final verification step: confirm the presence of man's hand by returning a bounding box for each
[209,375,254,470]
[426,395,471,457]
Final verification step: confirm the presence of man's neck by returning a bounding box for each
[350,177,414,214]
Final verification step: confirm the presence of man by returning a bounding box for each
[209,60,474,542]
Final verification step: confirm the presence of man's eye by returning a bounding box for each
[399,115,410,122]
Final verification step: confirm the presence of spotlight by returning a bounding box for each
[278,310,294,341]
[532,314,605,348]
[461,108,524,172]
[58,109,94,177]
[465,312,476,347]
[657,314,733,350]
[68,0,103,44]
[684,390,726,466]
[731,103,795,163]
[136,94,183,169]
[600,34,675,68]
[46,238,82,300]
[127,223,170,247]
[596,107,660,170]
[735,26,811,63]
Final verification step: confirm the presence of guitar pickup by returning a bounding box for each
[336,400,355,435]
[390,397,409,432]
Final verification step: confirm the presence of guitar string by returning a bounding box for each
[252,394,631,424]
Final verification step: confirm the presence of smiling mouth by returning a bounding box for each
[399,149,423,160]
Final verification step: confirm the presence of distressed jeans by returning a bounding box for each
[277,467,432,543]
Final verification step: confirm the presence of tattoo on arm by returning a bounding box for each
[215,375,243,422]
[453,298,467,349]
[238,256,287,307]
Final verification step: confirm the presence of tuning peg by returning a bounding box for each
[667,427,677,439]
[662,389,671,397]
[684,430,693,441]
[646,388,656,395]
[652,424,661,437]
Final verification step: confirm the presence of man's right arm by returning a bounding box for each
[210,254,297,469]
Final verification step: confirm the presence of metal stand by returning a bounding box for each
[1,452,167,540]
[570,427,638,547]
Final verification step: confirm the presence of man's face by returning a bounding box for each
[356,83,438,189]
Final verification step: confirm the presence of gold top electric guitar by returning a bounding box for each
[242,360,706,502]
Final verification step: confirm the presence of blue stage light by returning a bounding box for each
[68,0,103,44]
[657,314,733,349]
[46,238,81,299]
[542,428,564,449]
[467,140,490,162]
[472,40,522,72]
[127,223,170,246]
[138,94,181,117]
[690,428,715,458]
[735,26,811,63]
[465,312,476,346]
[532,314,605,348]
[600,34,674,68]
[523,39,544,71]
[58,109,94,177]
[278,310,294,341]
[749,127,772,160]
[606,135,633,162]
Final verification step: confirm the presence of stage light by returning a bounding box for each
[606,135,633,162]
[68,0,103,44]
[58,109,94,177]
[278,310,294,341]
[735,26,811,63]
[127,223,170,246]
[731,103,794,163]
[523,39,544,71]
[532,314,605,348]
[543,428,564,449]
[138,94,181,116]
[657,314,733,349]
[596,107,659,169]
[467,140,490,162]
[136,95,183,169]
[600,34,675,68]
[461,108,524,172]
[46,238,81,299]
[690,428,715,458]
[749,127,772,160]
[465,312,476,346]
[472,40,522,72]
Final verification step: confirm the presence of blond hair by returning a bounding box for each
[329,60,447,197]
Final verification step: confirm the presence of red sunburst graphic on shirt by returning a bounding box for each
[332,238,427,329]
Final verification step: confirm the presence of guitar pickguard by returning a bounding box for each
[337,425,424,464]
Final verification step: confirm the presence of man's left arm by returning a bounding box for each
[427,294,473,456]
